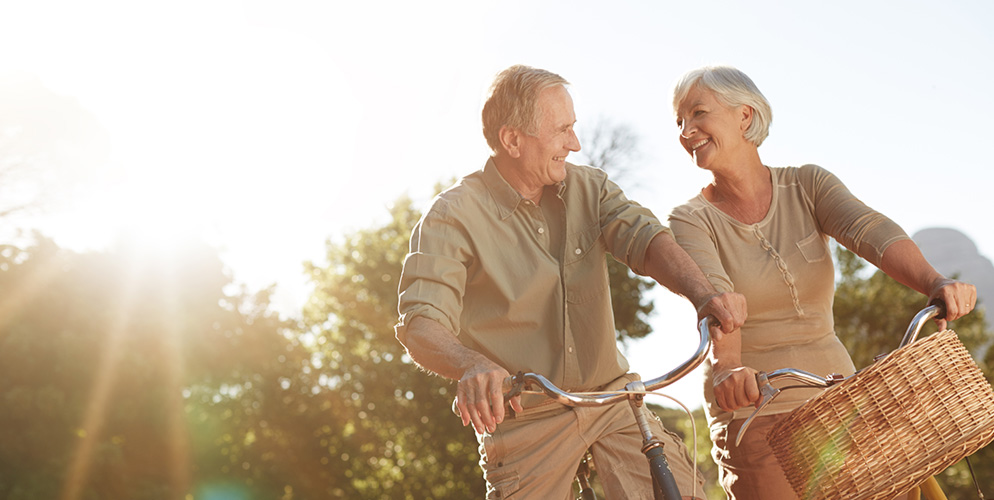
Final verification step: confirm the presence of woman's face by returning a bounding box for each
[675,85,752,171]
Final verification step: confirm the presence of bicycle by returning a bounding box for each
[503,316,717,500]
[735,304,994,500]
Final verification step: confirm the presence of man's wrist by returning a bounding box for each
[694,292,721,315]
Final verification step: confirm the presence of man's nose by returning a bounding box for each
[568,128,581,152]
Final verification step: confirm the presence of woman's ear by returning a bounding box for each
[739,105,754,133]
[499,125,521,158]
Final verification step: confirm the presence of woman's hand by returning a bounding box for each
[712,365,761,411]
[928,278,977,330]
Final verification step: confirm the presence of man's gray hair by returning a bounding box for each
[672,66,773,147]
[482,65,569,154]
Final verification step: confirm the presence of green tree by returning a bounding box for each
[832,245,994,497]
[0,235,312,499]
[302,195,481,499]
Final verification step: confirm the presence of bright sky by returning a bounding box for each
[2,0,992,409]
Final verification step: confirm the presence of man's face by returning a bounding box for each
[516,85,581,186]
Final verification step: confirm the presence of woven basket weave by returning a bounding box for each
[767,330,994,500]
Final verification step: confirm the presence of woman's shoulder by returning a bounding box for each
[772,163,829,177]
[668,191,709,219]
[772,164,841,189]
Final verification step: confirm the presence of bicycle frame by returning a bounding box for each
[504,316,715,500]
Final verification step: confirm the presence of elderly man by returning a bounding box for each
[395,65,746,499]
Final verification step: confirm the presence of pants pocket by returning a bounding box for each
[479,430,521,498]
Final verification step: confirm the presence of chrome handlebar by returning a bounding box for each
[503,316,716,407]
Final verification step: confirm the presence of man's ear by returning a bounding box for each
[739,105,754,133]
[499,125,521,158]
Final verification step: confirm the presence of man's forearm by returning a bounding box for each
[643,232,718,310]
[397,316,494,381]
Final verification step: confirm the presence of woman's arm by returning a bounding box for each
[801,165,976,327]
[878,239,977,329]
[709,324,762,410]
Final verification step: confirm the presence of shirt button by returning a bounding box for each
[538,227,545,234]
[568,346,574,353]
[574,248,581,255]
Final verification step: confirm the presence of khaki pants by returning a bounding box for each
[713,414,908,500]
[711,414,797,500]
[477,373,706,499]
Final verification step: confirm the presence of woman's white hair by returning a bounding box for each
[672,66,772,147]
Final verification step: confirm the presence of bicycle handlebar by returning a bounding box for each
[503,316,717,407]
[734,303,947,445]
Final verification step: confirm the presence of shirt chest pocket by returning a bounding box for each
[796,230,829,263]
[564,223,608,303]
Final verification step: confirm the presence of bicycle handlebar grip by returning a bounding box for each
[928,298,948,319]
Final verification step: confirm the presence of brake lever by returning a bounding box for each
[733,370,845,446]
[734,372,780,446]
[502,372,526,400]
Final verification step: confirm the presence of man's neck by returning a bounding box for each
[492,154,544,205]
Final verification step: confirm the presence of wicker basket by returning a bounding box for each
[767,330,994,500]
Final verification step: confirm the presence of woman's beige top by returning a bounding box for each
[669,165,909,427]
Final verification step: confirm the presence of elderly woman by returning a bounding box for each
[667,65,977,499]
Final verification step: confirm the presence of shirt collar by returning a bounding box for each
[482,157,567,220]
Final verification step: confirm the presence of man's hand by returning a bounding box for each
[697,292,747,340]
[399,316,523,434]
[455,360,524,434]
[712,364,761,411]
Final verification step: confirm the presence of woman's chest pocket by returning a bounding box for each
[564,223,608,304]
[795,230,829,263]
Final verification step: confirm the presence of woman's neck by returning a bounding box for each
[704,154,771,224]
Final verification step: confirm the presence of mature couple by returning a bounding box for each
[394,65,976,500]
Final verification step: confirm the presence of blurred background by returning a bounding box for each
[1,1,992,498]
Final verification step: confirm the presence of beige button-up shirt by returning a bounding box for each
[396,158,668,401]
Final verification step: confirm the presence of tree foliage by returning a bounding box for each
[0,235,312,499]
[301,195,482,499]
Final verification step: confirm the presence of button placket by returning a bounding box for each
[752,225,805,317]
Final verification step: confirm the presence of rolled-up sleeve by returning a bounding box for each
[596,174,670,276]
[668,209,735,294]
[799,164,909,267]
[395,201,469,340]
